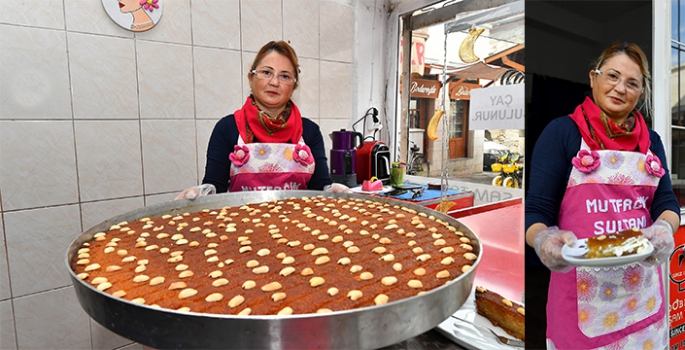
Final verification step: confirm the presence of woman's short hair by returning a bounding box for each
[250,41,300,89]
[592,41,652,119]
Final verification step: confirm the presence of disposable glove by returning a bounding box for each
[323,183,352,193]
[533,226,578,273]
[641,219,675,266]
[173,184,216,200]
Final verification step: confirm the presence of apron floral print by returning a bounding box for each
[547,139,666,350]
[228,136,314,192]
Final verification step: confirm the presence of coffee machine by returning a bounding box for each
[329,129,363,187]
[357,141,391,184]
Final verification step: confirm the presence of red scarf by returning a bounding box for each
[234,96,303,144]
[569,96,650,153]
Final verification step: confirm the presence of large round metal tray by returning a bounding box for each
[66,190,482,349]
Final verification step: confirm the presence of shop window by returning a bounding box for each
[449,99,466,138]
[397,0,524,179]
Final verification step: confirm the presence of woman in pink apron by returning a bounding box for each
[526,42,680,349]
[175,41,342,199]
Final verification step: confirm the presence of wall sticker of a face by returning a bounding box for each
[102,0,163,32]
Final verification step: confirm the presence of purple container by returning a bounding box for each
[330,149,357,187]
[330,149,357,175]
[331,130,363,151]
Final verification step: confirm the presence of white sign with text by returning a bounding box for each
[469,84,524,130]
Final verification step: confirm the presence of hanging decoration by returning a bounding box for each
[458,28,485,63]
[102,0,163,32]
[426,109,445,141]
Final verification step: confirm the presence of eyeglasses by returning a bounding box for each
[594,69,643,94]
[251,69,297,86]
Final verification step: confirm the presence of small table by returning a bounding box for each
[374,183,475,212]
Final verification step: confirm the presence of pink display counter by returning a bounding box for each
[428,198,525,349]
[382,194,525,302]
[360,188,524,300]
[383,197,525,349]
[450,198,525,303]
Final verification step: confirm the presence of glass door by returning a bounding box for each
[449,99,467,158]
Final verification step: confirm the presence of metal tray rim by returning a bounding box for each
[65,190,483,349]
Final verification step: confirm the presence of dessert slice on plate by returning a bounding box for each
[475,286,525,342]
[436,286,524,349]
[561,228,654,267]
[585,228,650,258]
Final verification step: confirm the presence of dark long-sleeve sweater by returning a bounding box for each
[525,116,680,232]
[202,115,333,193]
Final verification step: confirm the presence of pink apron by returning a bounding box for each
[228,136,315,192]
[547,139,667,349]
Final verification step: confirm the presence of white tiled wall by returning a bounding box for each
[0,0,363,348]
[284,0,321,59]
[14,287,91,349]
[191,0,241,49]
[193,47,244,119]
[0,300,17,350]
[68,33,139,120]
[1,26,73,120]
[5,205,81,297]
[74,121,144,201]
[0,222,8,301]
[0,121,80,210]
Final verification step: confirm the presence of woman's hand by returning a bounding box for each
[174,184,216,200]
[533,226,578,272]
[641,219,675,266]
[323,183,352,193]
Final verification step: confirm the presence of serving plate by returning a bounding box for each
[561,238,653,267]
[436,287,524,350]
[66,190,481,349]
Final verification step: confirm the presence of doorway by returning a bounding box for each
[449,99,468,158]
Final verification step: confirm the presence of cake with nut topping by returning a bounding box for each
[475,286,525,341]
[585,228,649,259]
[70,196,478,316]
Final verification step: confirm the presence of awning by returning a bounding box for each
[430,61,509,81]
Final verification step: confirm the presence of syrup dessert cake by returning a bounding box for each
[474,286,525,341]
[584,228,650,259]
[70,196,478,316]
